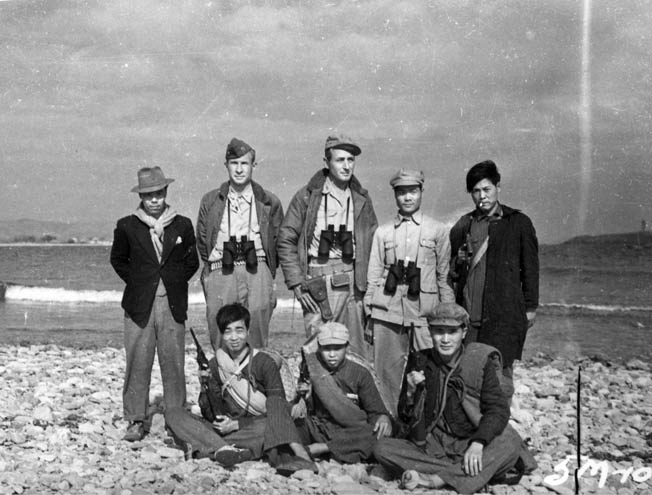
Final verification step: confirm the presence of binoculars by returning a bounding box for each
[384,259,421,297]
[317,224,354,262]
[222,235,257,273]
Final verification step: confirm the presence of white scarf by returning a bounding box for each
[215,348,267,416]
[134,205,177,262]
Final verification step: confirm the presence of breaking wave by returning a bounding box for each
[0,283,301,309]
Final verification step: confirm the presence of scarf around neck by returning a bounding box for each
[134,204,177,261]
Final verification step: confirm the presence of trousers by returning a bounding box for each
[123,295,186,422]
[302,261,368,359]
[202,262,276,351]
[369,319,432,417]
[374,424,522,494]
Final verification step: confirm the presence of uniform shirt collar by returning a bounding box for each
[473,203,503,221]
[228,183,254,204]
[394,210,422,228]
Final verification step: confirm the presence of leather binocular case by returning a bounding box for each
[318,224,354,262]
[384,260,421,297]
[222,235,258,273]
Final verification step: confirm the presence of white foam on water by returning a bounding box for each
[542,302,652,313]
[3,284,301,309]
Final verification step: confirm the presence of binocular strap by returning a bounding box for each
[227,196,254,239]
[393,217,423,265]
[323,194,351,231]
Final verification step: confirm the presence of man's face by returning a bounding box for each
[225,152,255,188]
[394,185,422,216]
[430,325,467,362]
[324,148,356,188]
[139,188,167,218]
[221,319,249,356]
[318,343,347,371]
[471,178,500,215]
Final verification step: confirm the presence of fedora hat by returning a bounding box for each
[131,167,175,193]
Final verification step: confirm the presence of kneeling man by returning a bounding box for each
[374,303,524,494]
[166,303,313,471]
[294,322,392,464]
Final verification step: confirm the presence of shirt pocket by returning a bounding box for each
[383,240,397,266]
[418,239,438,294]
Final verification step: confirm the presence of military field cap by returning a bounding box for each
[131,166,174,193]
[226,137,255,161]
[324,134,361,156]
[390,169,425,189]
[426,302,470,328]
[317,321,350,346]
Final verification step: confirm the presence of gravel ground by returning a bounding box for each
[0,345,650,495]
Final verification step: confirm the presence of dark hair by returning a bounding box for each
[466,160,501,192]
[216,303,250,333]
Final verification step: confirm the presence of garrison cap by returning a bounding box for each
[317,321,350,346]
[324,134,361,156]
[426,302,470,328]
[226,138,255,161]
[390,169,425,189]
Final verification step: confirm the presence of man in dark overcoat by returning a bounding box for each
[449,160,538,401]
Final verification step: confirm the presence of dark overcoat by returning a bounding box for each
[449,204,539,366]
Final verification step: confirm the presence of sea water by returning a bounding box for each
[1,244,651,360]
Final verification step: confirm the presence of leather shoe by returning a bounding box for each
[123,421,145,442]
[211,445,253,468]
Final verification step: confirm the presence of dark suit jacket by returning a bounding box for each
[110,214,200,328]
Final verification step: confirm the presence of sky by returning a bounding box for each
[1,0,651,244]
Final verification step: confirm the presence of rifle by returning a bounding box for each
[453,233,473,303]
[189,328,221,421]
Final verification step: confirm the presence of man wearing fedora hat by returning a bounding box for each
[196,138,284,351]
[364,169,454,416]
[110,166,199,442]
[277,134,377,358]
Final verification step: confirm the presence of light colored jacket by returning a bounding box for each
[365,212,454,325]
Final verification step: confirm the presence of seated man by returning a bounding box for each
[293,322,392,464]
[374,303,526,494]
[165,303,314,471]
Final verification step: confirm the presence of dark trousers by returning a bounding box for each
[374,425,522,494]
[123,295,186,422]
[295,415,377,464]
[166,396,302,459]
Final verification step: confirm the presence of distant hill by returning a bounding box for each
[541,231,652,271]
[0,218,114,243]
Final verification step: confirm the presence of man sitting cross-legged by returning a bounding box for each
[292,322,392,464]
[165,303,315,472]
[373,303,527,494]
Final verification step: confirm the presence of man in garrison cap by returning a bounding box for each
[374,302,530,493]
[277,134,377,359]
[196,138,284,350]
[110,166,199,442]
[364,169,454,417]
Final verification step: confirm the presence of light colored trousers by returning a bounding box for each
[123,295,186,422]
[202,263,275,351]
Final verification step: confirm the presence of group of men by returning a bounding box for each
[110,134,539,493]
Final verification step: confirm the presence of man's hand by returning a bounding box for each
[463,441,484,476]
[406,370,426,397]
[526,310,536,329]
[291,398,307,419]
[294,286,320,314]
[373,415,392,439]
[213,416,239,435]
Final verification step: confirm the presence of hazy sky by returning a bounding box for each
[1,0,651,243]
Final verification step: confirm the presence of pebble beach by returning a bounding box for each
[1,345,650,495]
